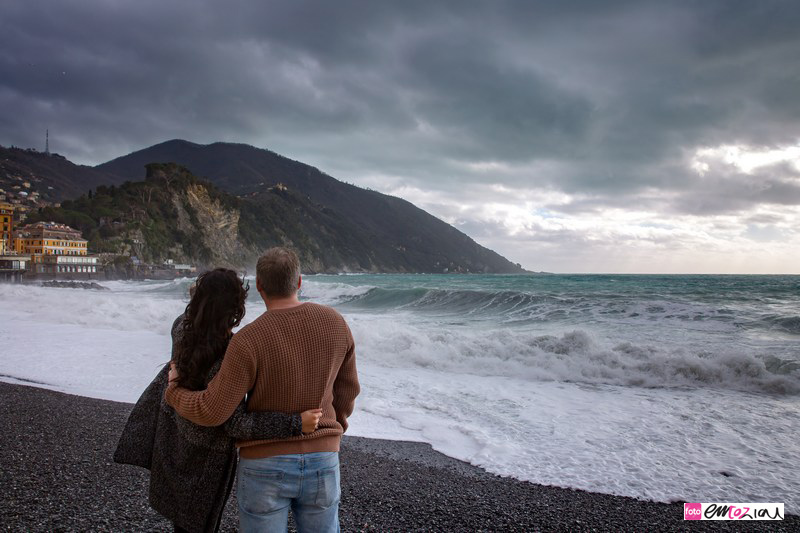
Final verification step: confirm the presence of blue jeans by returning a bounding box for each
[237,452,341,533]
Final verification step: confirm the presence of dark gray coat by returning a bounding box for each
[115,318,302,532]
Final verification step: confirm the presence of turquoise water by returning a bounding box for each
[313,273,799,320]
[305,274,800,385]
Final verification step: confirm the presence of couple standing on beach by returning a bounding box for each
[115,247,360,532]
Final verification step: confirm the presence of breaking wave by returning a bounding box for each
[351,320,800,395]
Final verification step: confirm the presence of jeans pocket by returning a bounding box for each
[315,465,341,508]
[240,467,285,515]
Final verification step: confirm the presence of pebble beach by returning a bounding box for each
[0,382,795,532]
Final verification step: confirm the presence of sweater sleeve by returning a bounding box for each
[223,402,303,440]
[166,332,257,427]
[332,322,360,433]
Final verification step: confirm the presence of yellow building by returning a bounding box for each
[0,203,13,255]
[14,221,89,262]
[13,221,99,278]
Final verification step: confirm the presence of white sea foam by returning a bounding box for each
[347,367,800,510]
[0,282,185,334]
[0,282,182,402]
[1,280,798,512]
[346,315,800,395]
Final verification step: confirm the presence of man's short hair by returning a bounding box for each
[256,247,301,297]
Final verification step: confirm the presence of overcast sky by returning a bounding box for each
[2,1,799,273]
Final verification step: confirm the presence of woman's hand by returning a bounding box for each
[301,408,323,434]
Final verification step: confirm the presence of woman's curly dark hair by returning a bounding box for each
[174,268,249,391]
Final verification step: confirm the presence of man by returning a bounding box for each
[166,247,360,532]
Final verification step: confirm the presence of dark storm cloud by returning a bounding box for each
[1,0,799,216]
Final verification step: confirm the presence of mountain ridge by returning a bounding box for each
[95,140,524,273]
[7,140,525,273]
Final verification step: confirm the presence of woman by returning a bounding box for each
[115,269,321,532]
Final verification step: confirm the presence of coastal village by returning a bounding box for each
[0,211,95,282]
[0,147,97,281]
[1,201,195,283]
[0,147,198,283]
[0,135,206,283]
[0,180,196,284]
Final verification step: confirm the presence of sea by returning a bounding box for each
[1,273,798,511]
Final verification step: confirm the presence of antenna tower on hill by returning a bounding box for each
[45,129,50,155]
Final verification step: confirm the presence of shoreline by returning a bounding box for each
[1,381,794,531]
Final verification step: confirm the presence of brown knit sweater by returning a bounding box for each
[165,302,359,459]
